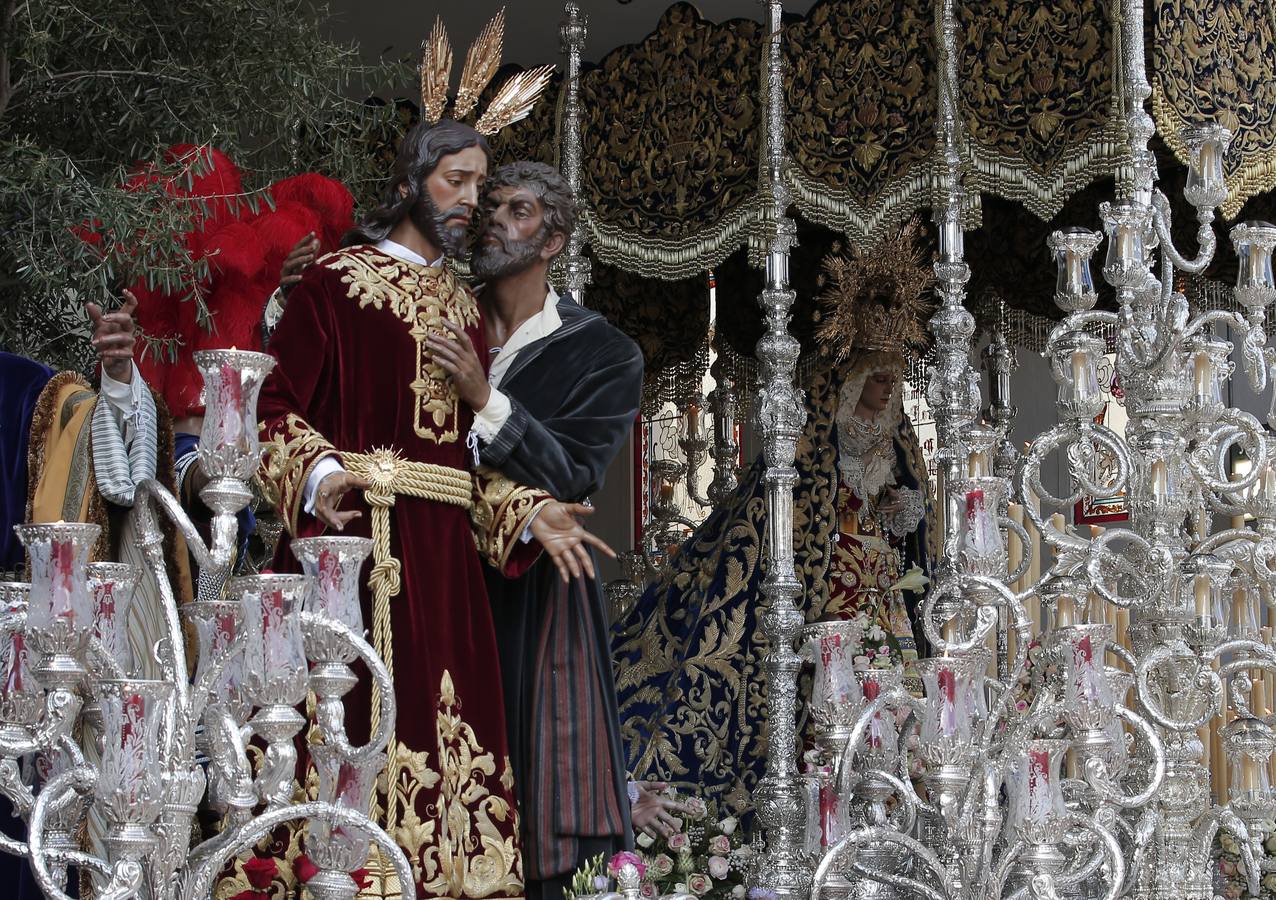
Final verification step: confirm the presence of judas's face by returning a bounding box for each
[472,184,564,281]
[859,369,898,413]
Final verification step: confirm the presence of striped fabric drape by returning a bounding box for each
[89,384,158,507]
[527,577,627,878]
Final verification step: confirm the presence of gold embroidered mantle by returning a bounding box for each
[326,248,480,445]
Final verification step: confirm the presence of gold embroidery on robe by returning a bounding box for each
[213,675,521,900]
[618,365,933,806]
[258,412,338,534]
[469,466,552,574]
[362,670,521,900]
[325,249,480,445]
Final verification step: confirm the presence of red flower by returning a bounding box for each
[242,856,278,890]
[353,868,372,890]
[293,853,319,883]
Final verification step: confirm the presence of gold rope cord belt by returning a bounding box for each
[340,448,472,785]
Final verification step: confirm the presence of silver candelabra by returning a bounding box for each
[793,0,1276,897]
[0,349,413,900]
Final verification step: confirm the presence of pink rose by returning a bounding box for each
[651,854,675,877]
[708,856,731,880]
[709,835,731,855]
[688,874,712,895]
[640,884,658,899]
[684,797,708,820]
[608,851,647,879]
[668,833,690,852]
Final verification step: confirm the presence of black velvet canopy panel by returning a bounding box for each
[370,0,1276,371]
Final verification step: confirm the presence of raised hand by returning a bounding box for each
[528,502,616,584]
[280,232,320,294]
[424,319,491,411]
[86,290,139,383]
[877,486,904,517]
[314,470,369,531]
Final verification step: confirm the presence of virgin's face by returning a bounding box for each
[858,369,898,414]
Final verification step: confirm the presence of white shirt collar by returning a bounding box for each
[375,238,443,268]
[537,285,561,317]
[488,286,563,387]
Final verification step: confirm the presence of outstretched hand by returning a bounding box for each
[86,290,139,383]
[630,781,689,839]
[280,233,320,294]
[314,470,369,531]
[528,502,615,584]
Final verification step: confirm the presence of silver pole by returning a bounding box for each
[926,0,980,564]
[559,2,590,304]
[750,1,811,896]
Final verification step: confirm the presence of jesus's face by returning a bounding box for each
[411,145,488,257]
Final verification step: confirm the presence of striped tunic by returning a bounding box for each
[476,289,642,881]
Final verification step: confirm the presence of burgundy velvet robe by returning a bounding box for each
[258,245,544,900]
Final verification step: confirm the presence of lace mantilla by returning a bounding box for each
[836,416,895,502]
[885,485,925,538]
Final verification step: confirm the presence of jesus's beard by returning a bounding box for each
[471,226,549,281]
[410,192,470,258]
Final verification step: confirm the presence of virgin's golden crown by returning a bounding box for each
[814,217,937,363]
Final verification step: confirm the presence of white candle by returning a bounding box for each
[1250,236,1267,285]
[942,618,959,653]
[1116,225,1135,262]
[1150,461,1169,501]
[1055,595,1076,628]
[1066,250,1085,295]
[1070,350,1087,390]
[1241,755,1261,793]
[1007,503,1024,664]
[1194,573,1212,620]
[1197,141,1221,191]
[1193,352,1212,402]
[1261,465,1276,503]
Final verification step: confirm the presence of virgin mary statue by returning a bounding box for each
[612,220,939,815]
